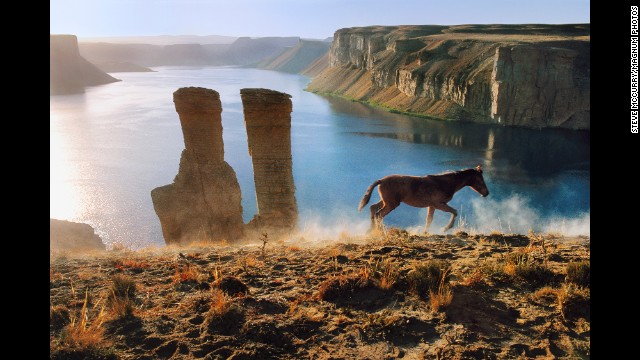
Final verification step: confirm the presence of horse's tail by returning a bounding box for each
[358,179,381,212]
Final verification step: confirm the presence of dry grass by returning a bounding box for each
[429,280,453,312]
[556,283,590,321]
[205,288,244,334]
[172,264,203,284]
[57,290,107,350]
[479,251,555,287]
[237,256,260,274]
[407,259,451,296]
[109,274,137,318]
[461,268,484,287]
[208,288,231,319]
[566,260,590,287]
[528,284,590,321]
[114,258,149,272]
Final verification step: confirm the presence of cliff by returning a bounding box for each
[50,35,120,95]
[307,25,590,130]
[258,40,330,74]
[50,218,105,252]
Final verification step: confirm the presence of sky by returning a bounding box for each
[50,0,590,40]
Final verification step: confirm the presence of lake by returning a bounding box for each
[50,67,590,249]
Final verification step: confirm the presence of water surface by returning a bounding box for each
[50,67,589,248]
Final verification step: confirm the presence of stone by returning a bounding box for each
[241,88,298,236]
[151,87,244,245]
[50,218,106,252]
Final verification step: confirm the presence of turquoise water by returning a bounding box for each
[50,67,590,248]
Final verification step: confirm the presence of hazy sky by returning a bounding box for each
[50,0,590,39]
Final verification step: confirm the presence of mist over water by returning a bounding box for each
[50,67,589,249]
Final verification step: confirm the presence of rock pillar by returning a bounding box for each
[241,88,298,235]
[151,87,244,245]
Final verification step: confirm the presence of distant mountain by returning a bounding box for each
[93,61,155,73]
[78,35,238,45]
[50,34,120,95]
[79,37,300,67]
[257,40,330,74]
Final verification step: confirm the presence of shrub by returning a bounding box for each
[205,289,244,334]
[109,275,136,317]
[407,260,451,296]
[566,261,590,287]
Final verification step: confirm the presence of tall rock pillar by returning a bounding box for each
[241,88,298,236]
[151,87,244,245]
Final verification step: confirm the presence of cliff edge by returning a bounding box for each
[50,34,120,95]
[307,24,590,130]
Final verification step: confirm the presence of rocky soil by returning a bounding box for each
[50,230,590,359]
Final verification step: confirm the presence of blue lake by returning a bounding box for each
[50,67,590,249]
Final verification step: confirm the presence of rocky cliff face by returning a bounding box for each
[241,89,298,236]
[151,87,244,245]
[307,25,590,130]
[50,35,120,95]
[50,218,105,252]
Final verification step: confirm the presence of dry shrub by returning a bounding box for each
[172,264,202,284]
[359,256,399,290]
[557,283,590,321]
[237,256,259,274]
[57,290,107,350]
[429,280,453,312]
[461,268,484,287]
[503,252,554,286]
[109,274,136,318]
[114,259,149,272]
[205,288,244,334]
[528,286,559,307]
[407,259,451,296]
[528,284,590,321]
[566,260,590,287]
[317,275,375,301]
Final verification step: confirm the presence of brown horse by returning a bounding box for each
[358,166,489,233]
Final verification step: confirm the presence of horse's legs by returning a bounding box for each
[369,201,384,230]
[434,203,458,232]
[424,206,435,234]
[375,201,399,230]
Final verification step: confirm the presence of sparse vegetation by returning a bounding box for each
[172,264,203,284]
[50,232,590,358]
[109,274,136,317]
[407,259,452,296]
[566,260,590,287]
[205,288,245,334]
[52,290,110,356]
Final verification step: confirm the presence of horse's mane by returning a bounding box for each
[434,168,474,176]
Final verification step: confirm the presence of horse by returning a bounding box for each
[358,166,489,233]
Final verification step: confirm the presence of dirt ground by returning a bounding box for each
[50,230,590,359]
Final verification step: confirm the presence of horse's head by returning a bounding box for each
[469,165,489,197]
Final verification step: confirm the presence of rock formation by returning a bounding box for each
[307,24,590,130]
[50,218,106,252]
[241,89,298,235]
[151,87,244,245]
[50,34,120,95]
